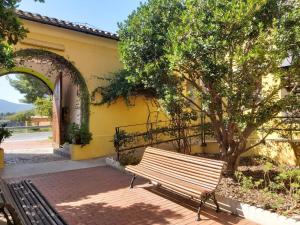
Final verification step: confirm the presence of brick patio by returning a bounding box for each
[24,166,257,225]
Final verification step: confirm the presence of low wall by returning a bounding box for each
[193,139,300,166]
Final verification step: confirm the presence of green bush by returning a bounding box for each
[67,122,92,146]
[235,163,300,212]
[0,123,12,144]
[119,150,140,166]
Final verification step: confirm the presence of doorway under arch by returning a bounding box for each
[0,48,90,149]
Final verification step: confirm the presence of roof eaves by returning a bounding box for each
[17,10,119,41]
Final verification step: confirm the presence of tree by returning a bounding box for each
[7,110,34,123]
[103,0,300,175]
[0,0,44,69]
[8,74,51,103]
[34,96,52,118]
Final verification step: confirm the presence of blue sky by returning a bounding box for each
[0,0,145,104]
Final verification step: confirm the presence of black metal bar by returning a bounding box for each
[25,180,67,225]
[114,114,300,155]
[196,199,204,221]
[117,120,171,129]
[118,133,202,152]
[212,192,220,212]
[129,174,136,189]
[196,193,212,221]
[7,183,33,225]
[115,127,120,161]
[117,124,204,138]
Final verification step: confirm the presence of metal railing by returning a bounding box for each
[114,120,213,160]
[6,125,51,130]
[114,115,300,160]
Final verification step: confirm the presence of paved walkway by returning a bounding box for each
[1,139,52,150]
[4,131,52,142]
[0,158,106,179]
[23,166,257,225]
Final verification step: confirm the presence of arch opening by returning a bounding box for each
[0,48,90,163]
[0,72,60,164]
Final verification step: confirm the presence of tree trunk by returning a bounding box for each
[220,141,245,177]
[222,153,240,177]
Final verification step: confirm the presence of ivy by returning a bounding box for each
[91,69,156,106]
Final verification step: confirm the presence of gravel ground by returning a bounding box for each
[2,142,66,165]
[4,152,66,165]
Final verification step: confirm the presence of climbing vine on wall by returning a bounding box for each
[91,69,157,106]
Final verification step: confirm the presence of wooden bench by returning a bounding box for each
[125,147,226,221]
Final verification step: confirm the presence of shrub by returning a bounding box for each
[0,123,12,145]
[119,150,140,166]
[67,123,92,145]
[235,162,300,212]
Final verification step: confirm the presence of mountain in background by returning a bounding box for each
[0,99,33,113]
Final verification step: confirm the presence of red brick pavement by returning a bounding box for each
[27,166,257,225]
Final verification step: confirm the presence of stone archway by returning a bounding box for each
[1,48,90,147]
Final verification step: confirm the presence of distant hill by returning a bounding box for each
[0,99,33,113]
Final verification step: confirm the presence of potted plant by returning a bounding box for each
[67,122,92,145]
[67,123,81,144]
[0,123,12,168]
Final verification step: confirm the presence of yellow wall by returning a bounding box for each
[0,148,4,169]
[72,98,163,160]
[12,19,159,160]
[191,139,299,166]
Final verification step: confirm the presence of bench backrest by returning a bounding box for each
[140,147,226,192]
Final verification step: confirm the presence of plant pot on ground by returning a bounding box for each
[0,123,12,168]
[67,122,92,146]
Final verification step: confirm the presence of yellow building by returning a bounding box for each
[0,10,160,161]
[0,10,298,166]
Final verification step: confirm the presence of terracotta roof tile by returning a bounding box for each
[17,10,119,41]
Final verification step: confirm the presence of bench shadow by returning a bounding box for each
[144,185,245,225]
[57,201,183,225]
[30,166,140,201]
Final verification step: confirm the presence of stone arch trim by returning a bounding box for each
[14,48,90,126]
[4,48,90,131]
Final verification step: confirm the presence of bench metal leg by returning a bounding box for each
[197,193,219,221]
[129,174,136,189]
[196,199,204,221]
[196,194,209,221]
[212,193,220,212]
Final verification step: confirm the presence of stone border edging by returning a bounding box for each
[105,157,300,225]
[207,195,300,225]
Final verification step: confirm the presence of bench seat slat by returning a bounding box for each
[139,161,219,189]
[137,164,217,190]
[142,151,224,169]
[126,165,212,195]
[141,153,223,177]
[125,147,225,196]
[140,157,221,181]
[146,147,224,167]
